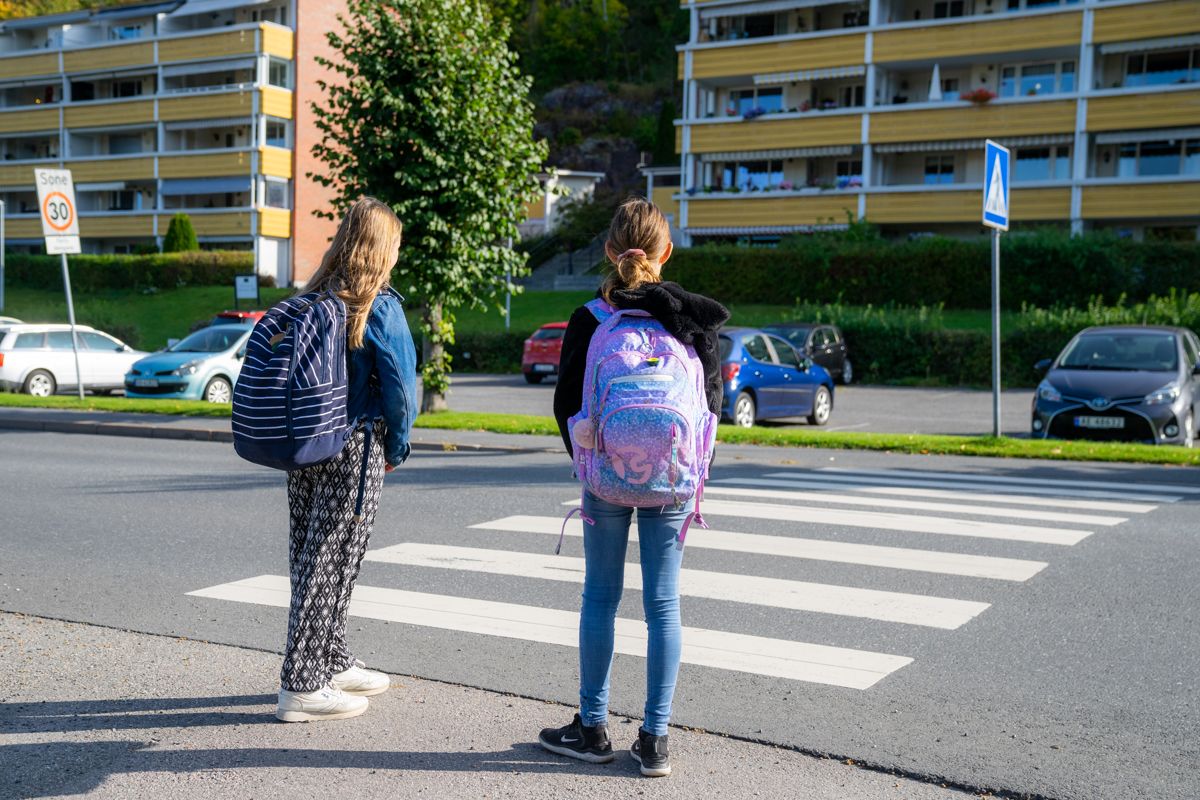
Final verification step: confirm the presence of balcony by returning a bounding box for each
[873,8,1081,63]
[61,41,153,73]
[0,106,57,134]
[686,193,860,229]
[870,98,1076,143]
[1092,0,1200,45]
[64,98,155,128]
[864,185,1070,223]
[688,112,863,153]
[1081,179,1200,219]
[685,31,868,81]
[1087,88,1200,133]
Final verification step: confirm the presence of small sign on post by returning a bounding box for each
[234,274,260,310]
[35,168,85,400]
[982,140,1010,439]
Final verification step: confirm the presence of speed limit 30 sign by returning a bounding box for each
[34,168,81,255]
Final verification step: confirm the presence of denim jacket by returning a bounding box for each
[347,288,418,466]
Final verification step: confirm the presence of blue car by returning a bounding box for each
[125,325,252,403]
[719,327,835,427]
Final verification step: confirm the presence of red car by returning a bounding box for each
[209,310,266,327]
[522,322,568,384]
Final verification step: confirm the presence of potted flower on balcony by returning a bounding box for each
[962,87,997,105]
[779,180,794,191]
[743,105,767,120]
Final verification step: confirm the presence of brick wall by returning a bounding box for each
[290,0,346,286]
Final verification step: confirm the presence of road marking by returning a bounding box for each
[365,543,990,629]
[561,499,1092,546]
[471,515,1048,582]
[704,483,1126,526]
[819,467,1200,496]
[764,471,1182,504]
[187,575,913,689]
[743,476,1157,514]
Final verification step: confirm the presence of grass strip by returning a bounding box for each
[1,395,1195,466]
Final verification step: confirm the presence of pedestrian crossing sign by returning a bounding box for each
[982,140,1010,231]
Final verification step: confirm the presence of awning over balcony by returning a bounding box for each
[1095,127,1200,145]
[172,0,276,14]
[1099,34,1200,55]
[160,176,251,196]
[754,65,866,86]
[1,11,90,30]
[699,0,828,21]
[700,145,854,162]
[688,224,848,236]
[76,182,126,192]
[873,134,1073,153]
[96,2,183,21]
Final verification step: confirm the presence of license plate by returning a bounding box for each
[532,364,554,373]
[1074,415,1124,429]
[134,378,159,388]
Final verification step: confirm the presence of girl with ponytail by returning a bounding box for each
[539,197,729,777]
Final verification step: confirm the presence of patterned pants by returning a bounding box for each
[280,421,386,693]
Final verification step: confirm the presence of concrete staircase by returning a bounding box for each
[521,234,605,292]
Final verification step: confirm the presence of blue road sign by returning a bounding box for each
[983,140,1010,231]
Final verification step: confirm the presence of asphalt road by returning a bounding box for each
[438,374,1035,437]
[2,431,1198,799]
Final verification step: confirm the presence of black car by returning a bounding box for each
[1031,325,1200,446]
[764,323,852,384]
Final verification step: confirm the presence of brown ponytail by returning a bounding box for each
[600,197,672,305]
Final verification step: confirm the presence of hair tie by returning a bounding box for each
[618,249,646,261]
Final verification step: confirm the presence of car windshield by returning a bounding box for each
[1058,332,1178,372]
[169,327,244,353]
[767,326,811,345]
[532,328,564,340]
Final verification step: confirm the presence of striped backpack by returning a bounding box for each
[232,290,353,471]
[558,298,716,553]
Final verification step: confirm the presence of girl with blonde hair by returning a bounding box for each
[539,197,729,776]
[275,196,418,723]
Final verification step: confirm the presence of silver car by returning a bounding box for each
[0,323,145,396]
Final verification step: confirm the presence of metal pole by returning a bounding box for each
[0,199,5,314]
[505,236,513,332]
[60,252,84,400]
[991,228,1001,438]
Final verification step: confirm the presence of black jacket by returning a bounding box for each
[553,281,730,456]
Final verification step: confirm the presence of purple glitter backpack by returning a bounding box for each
[558,299,716,553]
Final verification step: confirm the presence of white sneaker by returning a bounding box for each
[276,685,369,722]
[330,659,390,697]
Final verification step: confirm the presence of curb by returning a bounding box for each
[0,415,562,455]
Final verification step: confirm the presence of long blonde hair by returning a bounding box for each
[305,197,402,350]
[600,197,671,305]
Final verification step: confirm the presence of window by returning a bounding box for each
[941,78,960,101]
[13,333,45,349]
[1126,49,1198,88]
[729,86,782,116]
[109,25,142,41]
[1014,146,1070,181]
[933,0,965,18]
[113,80,143,98]
[47,331,76,350]
[999,61,1075,97]
[80,331,120,351]
[265,120,288,148]
[1116,139,1196,177]
[812,329,831,348]
[532,328,565,341]
[924,156,955,184]
[265,180,289,208]
[743,335,771,362]
[109,190,138,211]
[771,338,801,368]
[722,159,784,191]
[268,59,291,89]
[1139,140,1183,176]
[109,134,143,155]
[835,159,862,189]
[839,84,864,108]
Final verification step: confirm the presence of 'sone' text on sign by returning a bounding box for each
[34,168,81,255]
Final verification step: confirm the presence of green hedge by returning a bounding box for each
[662,229,1200,310]
[438,293,1200,388]
[6,251,263,292]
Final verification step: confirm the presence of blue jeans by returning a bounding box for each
[578,490,691,736]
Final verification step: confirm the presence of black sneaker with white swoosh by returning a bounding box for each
[538,713,614,763]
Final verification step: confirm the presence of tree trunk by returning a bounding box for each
[421,301,449,413]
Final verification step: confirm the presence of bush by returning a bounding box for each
[664,229,1200,311]
[162,213,199,252]
[6,251,263,292]
[444,331,528,374]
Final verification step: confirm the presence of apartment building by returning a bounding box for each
[673,0,1200,242]
[0,0,343,286]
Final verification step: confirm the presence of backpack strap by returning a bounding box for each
[555,489,596,555]
[675,477,708,551]
[585,298,614,322]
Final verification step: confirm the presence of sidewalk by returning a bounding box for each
[0,613,973,800]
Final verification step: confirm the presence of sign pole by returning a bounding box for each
[1,199,5,314]
[60,252,84,400]
[991,228,1001,438]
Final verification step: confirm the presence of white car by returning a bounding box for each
[0,316,23,326]
[0,323,146,396]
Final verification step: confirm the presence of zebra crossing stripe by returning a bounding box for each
[763,471,1182,504]
[819,467,1200,497]
[561,499,1092,546]
[741,476,1157,514]
[365,543,990,629]
[470,515,1048,582]
[703,483,1126,526]
[186,575,913,689]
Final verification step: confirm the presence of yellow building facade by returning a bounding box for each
[673,0,1200,241]
[0,0,310,284]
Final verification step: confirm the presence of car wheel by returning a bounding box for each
[840,358,853,385]
[808,386,832,426]
[203,376,232,404]
[733,391,756,428]
[523,373,543,385]
[23,369,56,397]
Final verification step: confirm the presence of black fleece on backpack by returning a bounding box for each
[553,281,731,457]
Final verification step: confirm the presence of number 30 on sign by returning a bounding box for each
[34,168,81,255]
